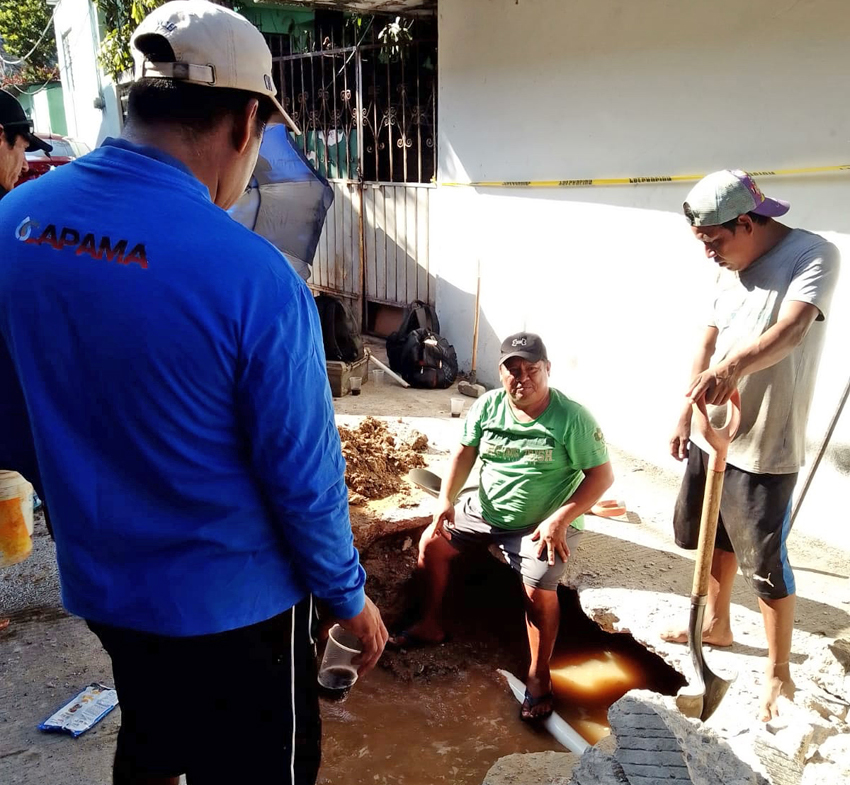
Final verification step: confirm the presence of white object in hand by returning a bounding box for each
[318,625,362,691]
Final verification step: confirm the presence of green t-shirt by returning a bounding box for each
[461,388,608,531]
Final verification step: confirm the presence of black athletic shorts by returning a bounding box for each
[673,446,797,600]
[88,597,320,784]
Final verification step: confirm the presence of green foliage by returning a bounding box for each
[0,0,58,86]
[97,24,134,79]
[376,16,413,63]
[93,0,165,81]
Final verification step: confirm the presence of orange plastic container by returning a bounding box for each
[0,471,34,567]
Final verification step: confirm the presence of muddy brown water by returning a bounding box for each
[318,533,685,784]
[548,588,686,745]
[319,663,560,785]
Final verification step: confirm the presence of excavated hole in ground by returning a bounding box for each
[317,525,687,785]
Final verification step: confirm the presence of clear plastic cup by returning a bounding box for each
[371,369,385,386]
[450,397,464,418]
[317,625,361,695]
[349,376,362,396]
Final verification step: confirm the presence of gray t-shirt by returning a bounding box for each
[691,228,840,474]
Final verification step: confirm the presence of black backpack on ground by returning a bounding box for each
[314,294,363,362]
[394,327,458,389]
[386,300,440,372]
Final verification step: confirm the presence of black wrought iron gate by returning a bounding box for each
[273,28,437,330]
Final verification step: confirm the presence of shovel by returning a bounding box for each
[406,468,478,499]
[675,389,741,722]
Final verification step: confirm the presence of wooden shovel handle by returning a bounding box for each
[691,468,725,600]
[689,389,740,599]
[691,389,741,471]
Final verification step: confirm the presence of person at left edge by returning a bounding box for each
[0,89,52,199]
[0,3,386,783]
[0,89,52,631]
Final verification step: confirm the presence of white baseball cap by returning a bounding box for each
[131,0,299,134]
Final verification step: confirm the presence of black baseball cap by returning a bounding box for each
[499,332,548,365]
[0,90,52,153]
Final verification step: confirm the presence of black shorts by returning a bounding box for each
[88,597,320,784]
[673,446,797,600]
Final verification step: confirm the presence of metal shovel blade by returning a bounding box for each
[406,469,478,499]
[406,468,442,497]
[675,603,735,721]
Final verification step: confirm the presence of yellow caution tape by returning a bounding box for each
[441,164,850,189]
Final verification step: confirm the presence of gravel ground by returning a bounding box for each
[0,510,62,619]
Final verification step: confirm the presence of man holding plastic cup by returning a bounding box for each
[0,3,386,782]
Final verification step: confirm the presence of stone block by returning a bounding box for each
[605,691,769,785]
[482,751,578,785]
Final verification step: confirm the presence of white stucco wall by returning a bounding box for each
[30,90,55,134]
[51,0,121,147]
[434,0,850,545]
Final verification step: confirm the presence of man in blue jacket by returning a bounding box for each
[0,2,386,783]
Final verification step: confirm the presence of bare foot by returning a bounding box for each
[760,662,795,722]
[0,618,8,632]
[387,621,446,649]
[660,620,733,647]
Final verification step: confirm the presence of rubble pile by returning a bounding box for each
[339,417,428,504]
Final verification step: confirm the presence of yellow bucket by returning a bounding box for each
[0,471,35,568]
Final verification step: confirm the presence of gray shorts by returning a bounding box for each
[447,494,583,591]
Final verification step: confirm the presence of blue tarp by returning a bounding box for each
[228,125,334,280]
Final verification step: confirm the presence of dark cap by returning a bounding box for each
[0,90,52,153]
[499,332,548,365]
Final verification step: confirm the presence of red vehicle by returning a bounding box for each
[16,133,91,186]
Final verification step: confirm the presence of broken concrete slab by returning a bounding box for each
[753,700,848,785]
[481,751,578,785]
[799,731,850,784]
[350,505,429,552]
[608,696,691,784]
[806,638,850,712]
[569,691,769,785]
[569,513,850,782]
[752,723,810,785]
[798,682,850,723]
[569,746,631,785]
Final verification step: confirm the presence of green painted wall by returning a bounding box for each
[15,82,67,136]
[237,3,314,35]
[46,84,67,136]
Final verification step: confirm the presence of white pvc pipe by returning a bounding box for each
[365,350,410,388]
[498,669,590,755]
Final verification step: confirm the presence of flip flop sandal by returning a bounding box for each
[520,686,555,722]
[590,499,627,518]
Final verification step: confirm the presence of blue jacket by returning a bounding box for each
[0,138,365,635]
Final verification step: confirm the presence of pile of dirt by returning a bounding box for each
[339,417,428,504]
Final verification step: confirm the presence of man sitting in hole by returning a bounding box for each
[391,332,614,721]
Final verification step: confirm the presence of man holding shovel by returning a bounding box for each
[666,170,840,721]
[391,332,614,721]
